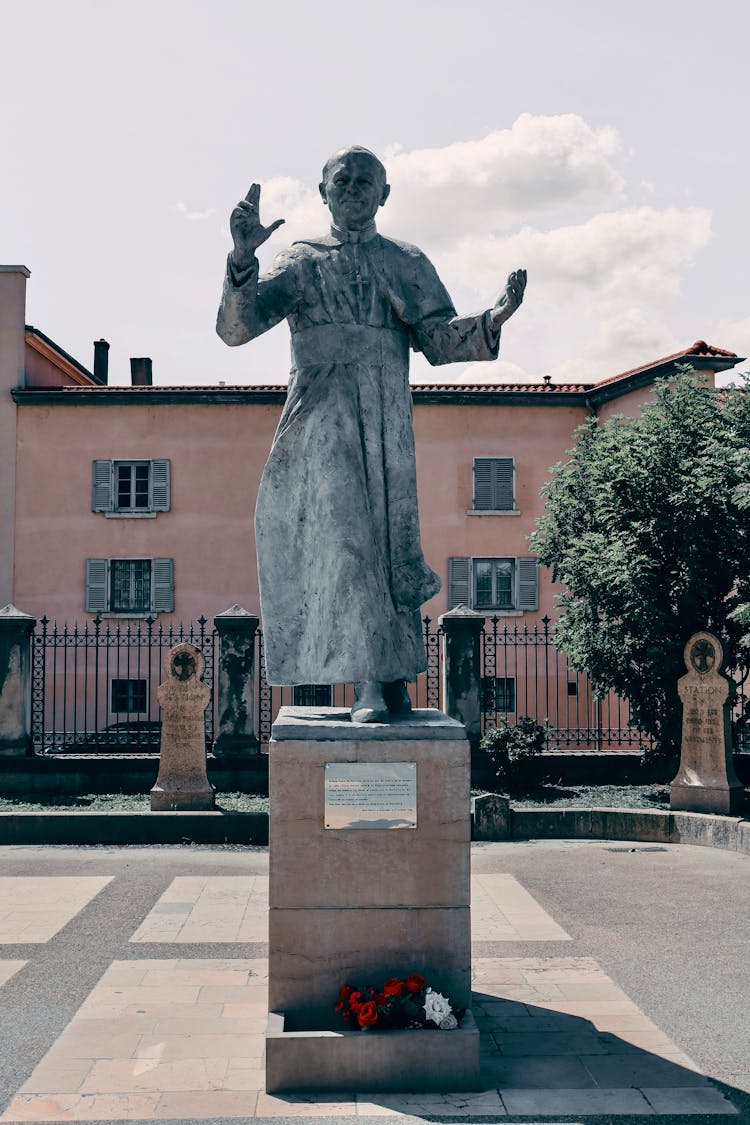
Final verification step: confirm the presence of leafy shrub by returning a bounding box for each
[480,717,548,792]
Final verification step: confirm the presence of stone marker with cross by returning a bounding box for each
[670,630,744,815]
[151,642,215,811]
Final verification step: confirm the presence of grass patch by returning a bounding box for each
[0,792,269,813]
[508,783,671,809]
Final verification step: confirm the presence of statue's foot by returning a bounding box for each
[384,679,412,715]
[351,682,389,724]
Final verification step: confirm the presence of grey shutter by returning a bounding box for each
[448,557,471,609]
[86,558,109,611]
[151,558,174,612]
[493,458,514,510]
[473,458,514,510]
[151,459,171,511]
[517,557,539,611]
[91,460,113,512]
[473,459,493,510]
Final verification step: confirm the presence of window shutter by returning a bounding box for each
[151,558,174,612]
[151,459,171,511]
[448,557,470,609]
[91,461,113,512]
[517,557,539,612]
[86,558,109,611]
[473,459,493,510]
[473,458,514,510]
[493,458,514,510]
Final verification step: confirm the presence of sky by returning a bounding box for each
[3,0,749,387]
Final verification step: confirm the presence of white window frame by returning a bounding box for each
[473,557,516,611]
[114,461,153,512]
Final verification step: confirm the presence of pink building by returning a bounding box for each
[0,264,742,748]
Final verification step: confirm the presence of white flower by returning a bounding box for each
[439,1013,458,1030]
[423,988,452,1025]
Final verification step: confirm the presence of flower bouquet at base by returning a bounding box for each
[334,972,466,1031]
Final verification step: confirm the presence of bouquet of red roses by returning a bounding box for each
[335,972,464,1031]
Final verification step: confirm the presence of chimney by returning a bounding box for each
[130,357,152,386]
[543,374,552,387]
[93,339,109,385]
[0,265,30,607]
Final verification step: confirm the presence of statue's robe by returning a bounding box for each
[217,223,500,685]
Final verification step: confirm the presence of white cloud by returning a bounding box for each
[258,114,625,252]
[440,207,712,298]
[240,117,713,388]
[176,201,216,221]
[381,114,624,246]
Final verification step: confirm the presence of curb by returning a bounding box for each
[472,794,750,854]
[1,803,748,854]
[0,809,268,846]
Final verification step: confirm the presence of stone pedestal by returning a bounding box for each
[439,606,485,750]
[671,631,744,815]
[0,605,36,757]
[151,642,215,811]
[212,605,259,757]
[266,706,478,1093]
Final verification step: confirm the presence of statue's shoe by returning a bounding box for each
[384,679,412,715]
[351,682,389,724]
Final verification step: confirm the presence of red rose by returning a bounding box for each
[349,990,362,1010]
[405,973,426,993]
[339,984,353,1000]
[383,977,404,997]
[374,992,387,1006]
[357,1000,379,1027]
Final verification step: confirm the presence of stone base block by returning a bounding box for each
[150,784,215,811]
[670,783,744,816]
[265,1008,480,1093]
[268,905,470,1029]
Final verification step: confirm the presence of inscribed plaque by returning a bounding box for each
[325,762,417,829]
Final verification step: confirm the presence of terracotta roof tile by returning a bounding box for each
[594,341,740,388]
[49,340,740,397]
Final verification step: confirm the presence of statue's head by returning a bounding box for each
[319,146,390,231]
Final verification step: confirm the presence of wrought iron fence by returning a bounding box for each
[480,615,654,752]
[31,615,216,753]
[29,613,749,756]
[480,616,750,754]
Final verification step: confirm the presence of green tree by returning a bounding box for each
[530,371,750,763]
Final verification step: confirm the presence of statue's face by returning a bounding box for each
[320,153,390,230]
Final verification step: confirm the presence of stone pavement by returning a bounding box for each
[0,840,747,1123]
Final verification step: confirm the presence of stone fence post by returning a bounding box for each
[0,605,36,757]
[439,605,485,749]
[212,604,260,757]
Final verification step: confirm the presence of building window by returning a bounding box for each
[473,457,514,511]
[111,678,148,714]
[110,559,151,613]
[293,684,333,707]
[483,676,516,713]
[567,680,578,697]
[474,558,515,610]
[116,463,150,510]
[92,459,170,514]
[86,558,174,615]
[448,556,538,613]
